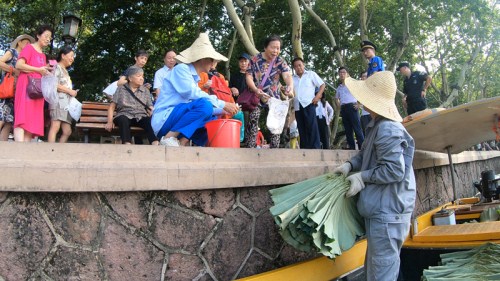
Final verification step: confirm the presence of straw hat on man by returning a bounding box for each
[151,33,239,147]
[333,71,416,281]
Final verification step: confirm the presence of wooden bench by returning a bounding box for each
[76,101,145,143]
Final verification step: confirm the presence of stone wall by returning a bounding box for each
[1,156,499,281]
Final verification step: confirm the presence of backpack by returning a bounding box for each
[209,75,234,104]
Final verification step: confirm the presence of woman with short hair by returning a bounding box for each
[47,46,78,143]
[245,35,294,148]
[14,25,54,142]
[105,66,158,145]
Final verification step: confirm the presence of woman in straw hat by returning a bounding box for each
[0,34,35,141]
[151,33,239,147]
[332,71,416,281]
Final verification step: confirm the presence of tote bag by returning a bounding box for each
[0,71,15,99]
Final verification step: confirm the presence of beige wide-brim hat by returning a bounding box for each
[175,33,228,64]
[345,71,403,122]
[11,34,35,49]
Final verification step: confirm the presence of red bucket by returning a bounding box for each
[205,119,242,148]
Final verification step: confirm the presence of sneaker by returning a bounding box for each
[160,136,180,147]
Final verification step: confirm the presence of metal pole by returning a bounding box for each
[446,146,458,201]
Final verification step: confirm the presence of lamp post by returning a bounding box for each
[62,14,82,45]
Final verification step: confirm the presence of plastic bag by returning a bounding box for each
[65,97,82,121]
[41,73,58,105]
[266,97,289,135]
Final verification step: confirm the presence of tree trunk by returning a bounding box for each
[386,0,410,72]
[439,42,483,107]
[288,0,303,59]
[223,0,259,55]
[225,29,239,79]
[301,0,344,66]
[359,0,369,41]
[197,0,208,35]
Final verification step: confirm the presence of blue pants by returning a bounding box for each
[341,103,364,149]
[295,103,320,149]
[157,98,215,146]
[316,116,330,149]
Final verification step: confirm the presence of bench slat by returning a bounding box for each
[81,109,111,117]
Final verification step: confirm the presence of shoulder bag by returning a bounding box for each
[27,75,43,99]
[238,57,276,112]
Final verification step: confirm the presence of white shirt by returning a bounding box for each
[292,70,325,110]
[316,101,334,125]
[153,65,173,92]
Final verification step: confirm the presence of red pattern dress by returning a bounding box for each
[14,44,46,136]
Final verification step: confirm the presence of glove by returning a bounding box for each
[346,172,365,197]
[333,162,352,177]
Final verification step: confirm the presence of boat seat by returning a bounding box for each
[412,221,500,242]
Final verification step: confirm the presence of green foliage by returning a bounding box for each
[0,0,497,108]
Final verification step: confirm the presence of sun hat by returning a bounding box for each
[345,71,402,122]
[175,33,228,64]
[10,34,35,49]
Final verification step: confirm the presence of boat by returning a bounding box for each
[237,97,500,281]
[400,96,500,280]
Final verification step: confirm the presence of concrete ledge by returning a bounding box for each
[0,142,498,192]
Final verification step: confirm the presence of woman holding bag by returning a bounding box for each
[14,25,53,142]
[0,34,34,141]
[245,35,293,148]
[47,46,77,143]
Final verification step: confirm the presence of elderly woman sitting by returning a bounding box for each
[105,66,158,145]
[151,33,239,147]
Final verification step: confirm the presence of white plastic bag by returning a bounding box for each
[65,97,82,121]
[41,73,58,105]
[266,97,289,135]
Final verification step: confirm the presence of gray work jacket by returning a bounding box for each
[349,117,416,222]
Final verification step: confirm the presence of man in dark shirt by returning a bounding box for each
[397,61,432,115]
[229,53,251,102]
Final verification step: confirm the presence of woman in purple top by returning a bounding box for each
[245,35,293,148]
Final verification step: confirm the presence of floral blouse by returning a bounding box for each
[246,53,290,99]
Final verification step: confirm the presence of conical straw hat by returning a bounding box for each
[175,33,228,64]
[345,71,402,122]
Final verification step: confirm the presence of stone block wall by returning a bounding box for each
[0,156,498,281]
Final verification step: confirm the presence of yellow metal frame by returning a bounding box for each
[236,240,367,281]
[403,199,500,249]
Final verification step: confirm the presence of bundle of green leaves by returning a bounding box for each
[269,173,365,258]
[422,243,500,280]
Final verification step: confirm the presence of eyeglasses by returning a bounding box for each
[41,34,53,40]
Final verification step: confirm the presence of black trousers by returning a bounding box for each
[406,97,427,115]
[316,117,330,149]
[113,115,158,144]
[340,103,364,150]
[295,103,320,149]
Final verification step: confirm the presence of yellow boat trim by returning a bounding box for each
[455,213,481,220]
[236,240,367,281]
[412,221,500,242]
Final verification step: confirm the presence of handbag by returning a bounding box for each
[238,57,276,112]
[0,67,15,99]
[238,88,260,112]
[27,76,43,99]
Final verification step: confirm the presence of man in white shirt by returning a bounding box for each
[153,49,177,99]
[292,58,325,149]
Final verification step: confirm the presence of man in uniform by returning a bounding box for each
[361,40,384,77]
[397,61,432,115]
